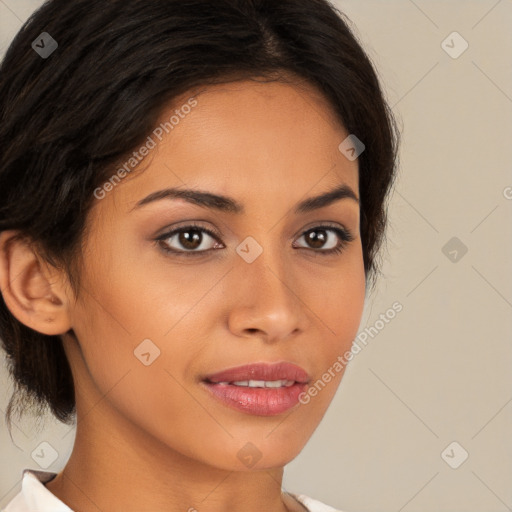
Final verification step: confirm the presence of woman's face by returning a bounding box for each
[62,78,366,471]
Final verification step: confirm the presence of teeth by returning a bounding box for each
[230,379,295,388]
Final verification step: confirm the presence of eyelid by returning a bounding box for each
[298,221,354,238]
[155,221,222,240]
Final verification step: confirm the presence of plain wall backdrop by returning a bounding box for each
[1,1,511,511]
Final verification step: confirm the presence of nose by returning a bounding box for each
[226,245,310,344]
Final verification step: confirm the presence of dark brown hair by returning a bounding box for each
[0,0,400,434]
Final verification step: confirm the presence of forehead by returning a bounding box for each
[100,78,359,216]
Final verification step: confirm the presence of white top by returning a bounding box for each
[1,469,343,512]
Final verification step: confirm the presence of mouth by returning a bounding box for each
[207,379,297,388]
[201,362,310,416]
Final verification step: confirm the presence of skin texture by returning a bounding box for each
[0,78,366,512]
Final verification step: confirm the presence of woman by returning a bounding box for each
[0,0,399,511]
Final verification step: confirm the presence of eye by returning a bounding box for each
[155,223,355,257]
[293,225,355,255]
[156,223,223,256]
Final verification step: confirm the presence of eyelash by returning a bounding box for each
[155,222,355,258]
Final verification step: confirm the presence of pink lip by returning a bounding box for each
[203,362,310,384]
[201,362,310,416]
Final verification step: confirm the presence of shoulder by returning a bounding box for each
[289,492,345,512]
[1,469,71,512]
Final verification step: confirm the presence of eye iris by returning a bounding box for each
[179,229,203,250]
[306,229,327,249]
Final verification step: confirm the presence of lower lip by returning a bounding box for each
[202,381,307,416]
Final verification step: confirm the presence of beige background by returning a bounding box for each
[1,1,511,511]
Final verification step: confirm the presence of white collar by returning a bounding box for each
[3,469,72,511]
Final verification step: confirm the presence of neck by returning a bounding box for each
[44,403,303,512]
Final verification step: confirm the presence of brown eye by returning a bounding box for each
[294,226,354,254]
[156,223,354,258]
[157,225,222,255]
[304,229,330,249]
[177,229,204,250]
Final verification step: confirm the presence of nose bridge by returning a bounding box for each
[228,234,306,339]
[236,233,293,301]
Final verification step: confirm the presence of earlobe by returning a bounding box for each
[0,230,72,336]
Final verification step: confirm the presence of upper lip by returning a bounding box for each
[203,362,311,384]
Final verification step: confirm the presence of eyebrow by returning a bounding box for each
[131,183,359,214]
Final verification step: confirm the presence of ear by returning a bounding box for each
[0,230,73,336]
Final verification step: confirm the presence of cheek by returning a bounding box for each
[306,246,366,392]
[68,250,219,405]
[297,268,365,414]
[312,245,366,343]
[69,276,208,442]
